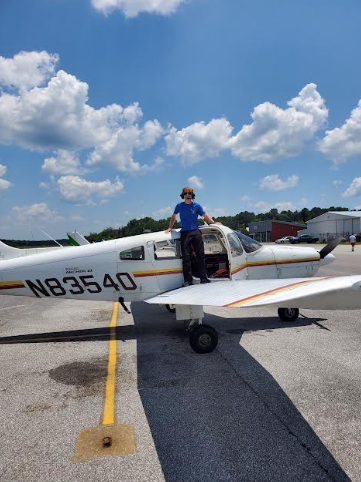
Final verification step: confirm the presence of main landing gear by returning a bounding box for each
[278,308,299,322]
[165,304,218,354]
[187,319,218,354]
[165,304,299,353]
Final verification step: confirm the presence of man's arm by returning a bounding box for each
[204,213,215,225]
[165,213,177,233]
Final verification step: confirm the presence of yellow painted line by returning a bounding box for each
[101,302,119,426]
[73,300,136,461]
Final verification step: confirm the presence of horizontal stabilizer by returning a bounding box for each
[0,240,60,260]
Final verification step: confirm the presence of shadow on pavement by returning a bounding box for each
[132,302,350,482]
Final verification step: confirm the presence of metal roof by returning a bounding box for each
[308,211,361,223]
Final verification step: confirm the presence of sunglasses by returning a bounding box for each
[183,191,192,195]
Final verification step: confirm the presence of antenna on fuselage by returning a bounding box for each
[37,228,64,248]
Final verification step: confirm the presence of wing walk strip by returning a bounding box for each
[224,277,330,308]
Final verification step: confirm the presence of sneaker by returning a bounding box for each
[183,281,193,287]
[200,279,211,284]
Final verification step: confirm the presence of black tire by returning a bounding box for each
[189,324,218,354]
[278,308,299,322]
[165,304,175,313]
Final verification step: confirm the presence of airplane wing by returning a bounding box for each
[145,276,361,311]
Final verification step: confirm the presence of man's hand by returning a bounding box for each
[164,228,172,233]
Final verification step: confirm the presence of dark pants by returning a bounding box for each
[181,230,207,283]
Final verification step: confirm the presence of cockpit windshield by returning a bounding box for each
[235,231,262,253]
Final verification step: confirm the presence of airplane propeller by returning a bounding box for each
[318,236,343,259]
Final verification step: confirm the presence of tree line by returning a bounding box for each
[1,206,351,246]
[85,206,350,242]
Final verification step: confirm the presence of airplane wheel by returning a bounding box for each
[189,325,218,354]
[165,304,175,313]
[278,308,299,322]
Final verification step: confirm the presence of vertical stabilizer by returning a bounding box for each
[67,230,90,246]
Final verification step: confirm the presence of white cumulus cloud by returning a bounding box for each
[0,51,58,91]
[152,206,172,219]
[42,150,86,175]
[12,202,61,221]
[165,118,233,164]
[91,0,187,17]
[86,118,163,172]
[0,52,163,174]
[57,175,124,204]
[319,99,361,164]
[258,174,299,191]
[333,179,343,186]
[187,175,204,189]
[253,201,295,212]
[229,83,328,162]
[0,163,11,192]
[342,178,361,198]
[0,178,11,192]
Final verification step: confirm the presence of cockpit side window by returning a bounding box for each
[154,239,181,260]
[227,233,244,257]
[119,246,145,260]
[235,231,262,253]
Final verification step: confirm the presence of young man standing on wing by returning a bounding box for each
[166,187,215,286]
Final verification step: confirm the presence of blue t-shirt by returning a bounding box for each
[174,202,205,231]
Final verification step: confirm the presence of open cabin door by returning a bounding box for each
[201,226,247,281]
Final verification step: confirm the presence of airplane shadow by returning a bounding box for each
[0,304,351,481]
[0,326,138,344]
[0,313,328,345]
[131,302,350,482]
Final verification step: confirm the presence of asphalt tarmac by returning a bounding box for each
[0,243,360,482]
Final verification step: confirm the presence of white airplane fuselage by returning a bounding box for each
[0,225,333,303]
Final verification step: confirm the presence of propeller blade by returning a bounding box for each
[318,237,343,259]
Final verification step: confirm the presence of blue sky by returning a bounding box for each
[1,0,361,238]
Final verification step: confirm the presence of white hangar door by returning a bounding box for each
[344,218,353,234]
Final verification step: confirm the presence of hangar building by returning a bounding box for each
[249,220,306,242]
[301,211,361,242]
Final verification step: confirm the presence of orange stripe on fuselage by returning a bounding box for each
[133,269,183,278]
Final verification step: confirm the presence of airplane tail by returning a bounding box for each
[0,240,62,260]
[67,230,90,246]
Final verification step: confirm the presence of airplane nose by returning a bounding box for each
[319,253,335,266]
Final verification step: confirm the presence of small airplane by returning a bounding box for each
[0,223,360,353]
